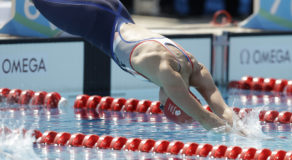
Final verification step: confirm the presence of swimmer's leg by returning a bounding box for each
[32,0,133,55]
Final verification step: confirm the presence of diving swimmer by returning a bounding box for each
[32,0,234,132]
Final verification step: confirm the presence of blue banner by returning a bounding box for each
[241,0,292,31]
[0,0,63,37]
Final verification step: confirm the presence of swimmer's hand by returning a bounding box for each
[211,120,248,137]
[232,127,248,137]
[221,109,249,137]
[219,125,248,137]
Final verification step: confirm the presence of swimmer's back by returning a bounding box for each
[130,40,195,87]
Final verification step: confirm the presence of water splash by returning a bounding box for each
[0,113,40,160]
[210,107,268,138]
[209,107,271,149]
[231,107,268,138]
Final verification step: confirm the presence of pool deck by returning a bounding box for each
[0,15,261,39]
[132,15,260,36]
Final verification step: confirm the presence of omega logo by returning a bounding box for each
[240,48,291,65]
[2,58,47,74]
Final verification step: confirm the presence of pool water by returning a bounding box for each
[0,87,291,159]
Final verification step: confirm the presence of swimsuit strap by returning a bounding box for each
[113,22,194,78]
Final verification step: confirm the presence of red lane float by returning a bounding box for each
[54,132,71,146]
[82,134,99,148]
[68,133,86,147]
[124,138,142,151]
[274,79,288,92]
[98,97,114,110]
[6,89,22,104]
[74,95,163,114]
[32,129,292,160]
[262,110,278,122]
[153,140,170,153]
[74,95,90,109]
[38,131,58,145]
[0,88,65,109]
[111,98,126,111]
[240,147,258,160]
[211,145,228,158]
[270,150,287,160]
[251,77,264,91]
[19,90,35,105]
[238,76,253,90]
[136,100,152,113]
[196,143,213,157]
[263,78,276,92]
[87,96,101,109]
[74,94,292,124]
[278,112,292,124]
[181,142,199,156]
[225,146,242,159]
[167,141,184,155]
[110,136,127,150]
[44,92,62,108]
[0,88,11,97]
[254,149,272,160]
[123,98,139,112]
[30,91,47,106]
[139,139,156,152]
[229,76,292,94]
[96,135,114,149]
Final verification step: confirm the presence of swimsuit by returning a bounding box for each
[32,0,194,78]
[113,19,194,77]
[32,0,134,62]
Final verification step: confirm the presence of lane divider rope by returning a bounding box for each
[6,128,290,160]
[74,95,292,124]
[0,88,66,109]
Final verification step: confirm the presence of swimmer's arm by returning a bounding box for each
[190,63,233,126]
[158,62,227,130]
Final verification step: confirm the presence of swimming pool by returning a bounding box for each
[0,85,291,160]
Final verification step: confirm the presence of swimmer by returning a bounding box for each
[32,0,234,132]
